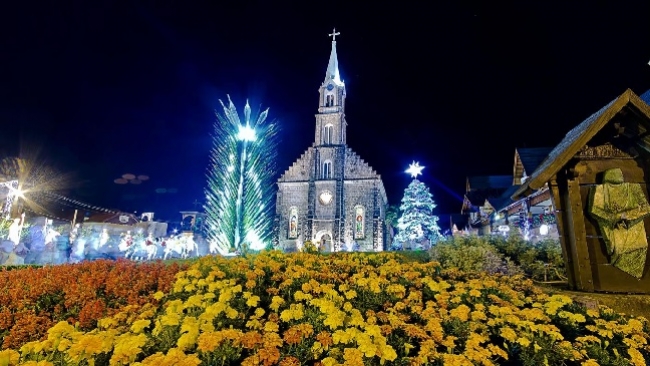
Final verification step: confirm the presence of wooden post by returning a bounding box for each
[548,178,576,288]
[565,178,594,291]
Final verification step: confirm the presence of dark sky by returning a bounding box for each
[1,0,649,220]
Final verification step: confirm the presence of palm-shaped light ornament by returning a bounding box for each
[205,96,278,253]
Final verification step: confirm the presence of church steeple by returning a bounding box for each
[324,28,342,85]
[315,28,347,146]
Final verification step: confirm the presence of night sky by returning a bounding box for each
[1,1,650,220]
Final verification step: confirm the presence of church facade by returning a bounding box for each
[274,33,388,252]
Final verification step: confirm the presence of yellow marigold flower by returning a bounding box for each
[20,362,54,366]
[264,321,280,332]
[160,313,182,327]
[469,289,482,297]
[441,353,473,366]
[345,290,357,299]
[343,347,364,365]
[628,347,645,366]
[246,295,261,307]
[320,357,340,366]
[110,333,149,365]
[225,307,239,319]
[196,331,222,352]
[499,327,517,342]
[581,359,599,366]
[270,296,285,311]
[153,291,166,301]
[449,304,471,322]
[130,319,151,334]
[516,337,531,347]
[0,350,19,366]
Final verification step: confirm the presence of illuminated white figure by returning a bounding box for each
[163,235,196,260]
[118,231,133,252]
[7,217,22,246]
[99,228,110,247]
[127,233,159,261]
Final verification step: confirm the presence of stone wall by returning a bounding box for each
[275,182,310,250]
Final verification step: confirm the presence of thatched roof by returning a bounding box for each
[513,88,650,199]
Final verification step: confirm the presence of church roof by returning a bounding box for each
[513,88,650,199]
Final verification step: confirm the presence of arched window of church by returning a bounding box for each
[288,207,298,239]
[354,206,365,239]
[322,160,332,179]
[323,124,333,144]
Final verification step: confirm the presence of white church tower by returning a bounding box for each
[274,29,388,252]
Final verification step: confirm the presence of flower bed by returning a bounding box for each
[0,260,186,350]
[1,252,650,365]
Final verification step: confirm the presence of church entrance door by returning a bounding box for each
[315,231,332,253]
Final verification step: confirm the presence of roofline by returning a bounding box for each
[512,88,650,199]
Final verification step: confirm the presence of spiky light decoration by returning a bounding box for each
[205,96,279,252]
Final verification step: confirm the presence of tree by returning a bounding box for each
[204,96,279,253]
[393,162,441,249]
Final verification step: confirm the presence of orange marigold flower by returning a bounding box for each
[279,356,300,366]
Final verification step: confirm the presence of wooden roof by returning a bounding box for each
[513,88,650,199]
[515,147,553,176]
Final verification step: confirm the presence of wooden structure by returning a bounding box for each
[513,88,650,293]
[461,175,511,234]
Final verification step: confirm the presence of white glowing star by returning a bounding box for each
[406,161,424,178]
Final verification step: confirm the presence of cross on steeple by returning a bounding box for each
[328,28,340,41]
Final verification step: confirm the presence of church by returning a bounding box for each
[274,31,388,252]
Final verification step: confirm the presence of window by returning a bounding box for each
[288,207,298,239]
[323,124,333,144]
[322,160,332,179]
[326,94,334,107]
[354,206,365,239]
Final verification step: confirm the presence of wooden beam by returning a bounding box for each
[565,178,594,291]
[548,177,575,288]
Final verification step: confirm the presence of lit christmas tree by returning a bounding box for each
[205,96,279,252]
[393,162,442,249]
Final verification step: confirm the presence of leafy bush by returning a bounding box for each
[430,235,522,275]
[487,235,566,282]
[430,235,566,282]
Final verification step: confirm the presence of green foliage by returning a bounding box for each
[430,236,522,275]
[302,240,319,254]
[430,235,566,281]
[487,235,566,282]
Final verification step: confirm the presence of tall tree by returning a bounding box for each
[204,96,279,252]
[394,162,441,249]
